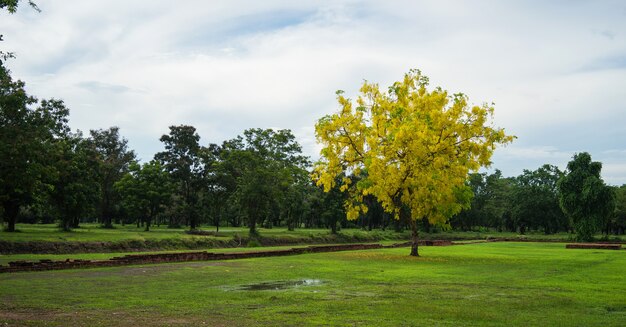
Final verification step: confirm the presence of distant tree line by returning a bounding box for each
[1,1,622,241]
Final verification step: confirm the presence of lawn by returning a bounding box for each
[0,223,412,243]
[4,223,622,244]
[1,242,625,326]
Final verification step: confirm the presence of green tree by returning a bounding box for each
[558,152,615,241]
[115,161,172,231]
[319,179,347,234]
[451,170,515,232]
[313,69,514,256]
[612,185,626,235]
[0,60,69,231]
[155,125,204,230]
[89,127,136,228]
[51,132,100,231]
[511,164,566,234]
[222,129,309,236]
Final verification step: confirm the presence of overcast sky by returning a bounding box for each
[1,0,625,184]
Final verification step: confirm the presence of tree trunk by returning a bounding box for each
[145,216,151,232]
[3,201,19,232]
[287,211,294,231]
[410,220,419,257]
[331,220,337,234]
[249,218,257,236]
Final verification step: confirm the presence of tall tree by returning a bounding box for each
[511,164,566,234]
[558,152,615,241]
[450,170,514,232]
[221,129,309,236]
[313,69,514,256]
[51,132,100,231]
[0,60,69,231]
[89,127,136,228]
[115,161,172,231]
[612,184,626,235]
[155,125,204,230]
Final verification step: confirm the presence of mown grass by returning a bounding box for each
[1,242,625,326]
[0,223,415,254]
[4,223,623,243]
[0,223,412,242]
[0,243,403,266]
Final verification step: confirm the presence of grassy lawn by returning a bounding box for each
[4,223,623,244]
[0,223,412,243]
[0,243,404,266]
[1,242,625,326]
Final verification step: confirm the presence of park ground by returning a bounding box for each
[1,242,625,326]
[4,223,624,257]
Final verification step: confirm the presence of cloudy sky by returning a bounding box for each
[2,0,625,184]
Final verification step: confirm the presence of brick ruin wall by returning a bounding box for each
[0,240,452,273]
[565,243,622,250]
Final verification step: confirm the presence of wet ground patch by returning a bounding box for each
[234,279,324,291]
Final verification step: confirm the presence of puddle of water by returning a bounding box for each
[237,279,323,291]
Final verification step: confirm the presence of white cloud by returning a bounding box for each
[1,0,625,183]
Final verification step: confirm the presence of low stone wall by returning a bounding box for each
[565,243,622,250]
[0,240,456,274]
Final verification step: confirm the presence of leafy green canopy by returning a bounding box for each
[0,62,69,231]
[558,152,615,241]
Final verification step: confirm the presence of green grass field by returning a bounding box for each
[1,242,625,326]
[0,223,413,242]
[4,223,623,244]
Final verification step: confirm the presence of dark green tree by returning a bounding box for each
[200,143,233,233]
[450,170,513,232]
[51,132,100,231]
[612,185,626,235]
[0,60,69,231]
[222,129,309,236]
[511,164,566,234]
[115,161,172,231]
[558,152,615,241]
[320,181,347,234]
[89,127,136,228]
[155,125,204,230]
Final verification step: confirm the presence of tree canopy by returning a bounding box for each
[0,61,70,231]
[558,152,615,241]
[155,125,204,230]
[313,69,514,255]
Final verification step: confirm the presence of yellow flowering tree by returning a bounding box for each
[313,70,514,256]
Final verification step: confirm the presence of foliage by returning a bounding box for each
[558,152,615,241]
[51,132,100,231]
[0,61,70,232]
[0,0,39,13]
[115,161,172,231]
[510,164,566,234]
[612,184,626,234]
[313,69,514,255]
[89,127,136,228]
[221,128,309,235]
[450,170,514,231]
[155,125,204,229]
